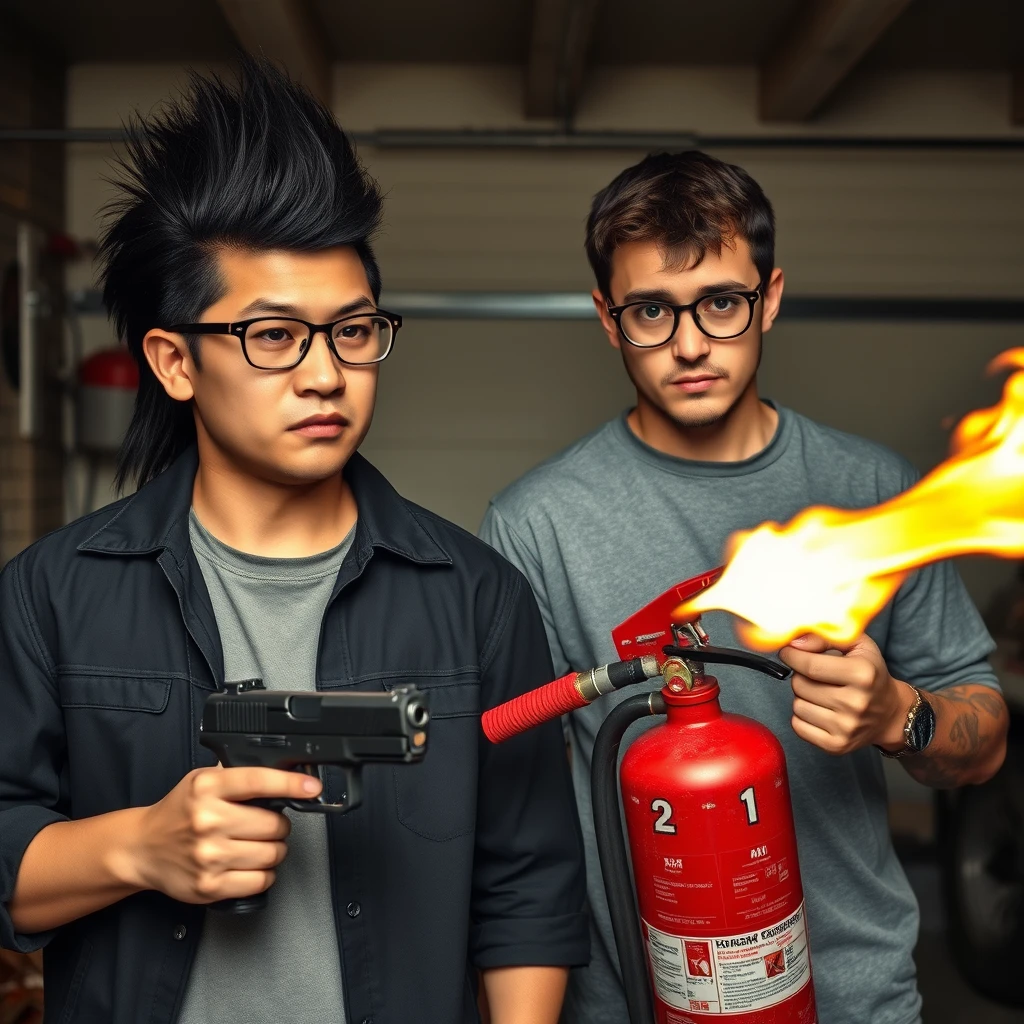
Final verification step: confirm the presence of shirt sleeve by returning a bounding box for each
[876,460,1000,694]
[0,555,69,952]
[469,566,590,969]
[882,557,1000,694]
[479,502,571,677]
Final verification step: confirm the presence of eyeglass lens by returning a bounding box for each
[620,293,754,345]
[243,317,393,368]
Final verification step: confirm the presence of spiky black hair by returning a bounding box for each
[99,57,384,490]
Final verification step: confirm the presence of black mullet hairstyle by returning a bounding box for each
[98,57,384,492]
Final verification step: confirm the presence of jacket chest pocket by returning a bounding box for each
[387,678,481,842]
[57,670,189,813]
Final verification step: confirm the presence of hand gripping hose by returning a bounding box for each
[482,655,661,743]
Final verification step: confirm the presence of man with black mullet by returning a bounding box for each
[0,61,587,1024]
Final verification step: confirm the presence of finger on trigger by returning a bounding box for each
[782,647,849,685]
[218,766,321,802]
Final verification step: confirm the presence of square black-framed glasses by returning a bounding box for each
[607,288,761,347]
[166,310,403,369]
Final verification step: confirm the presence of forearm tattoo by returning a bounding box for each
[903,685,1007,788]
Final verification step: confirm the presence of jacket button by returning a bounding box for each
[346,901,361,918]
[360,1018,372,1024]
[172,924,187,940]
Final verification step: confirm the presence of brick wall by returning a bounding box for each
[0,36,67,567]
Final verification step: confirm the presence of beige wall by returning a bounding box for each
[65,62,1024,612]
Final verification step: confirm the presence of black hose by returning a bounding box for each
[591,690,666,1024]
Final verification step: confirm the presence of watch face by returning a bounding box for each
[909,695,937,752]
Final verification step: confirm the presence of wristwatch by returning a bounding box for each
[877,687,936,759]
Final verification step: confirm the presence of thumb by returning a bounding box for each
[785,633,831,655]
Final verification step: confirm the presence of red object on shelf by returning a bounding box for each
[77,348,139,453]
[78,348,139,389]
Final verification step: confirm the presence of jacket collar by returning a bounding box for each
[77,447,453,568]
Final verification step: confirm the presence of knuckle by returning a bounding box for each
[824,735,847,755]
[846,692,870,716]
[193,872,221,900]
[852,663,875,689]
[192,838,222,868]
[190,807,220,837]
[190,768,218,797]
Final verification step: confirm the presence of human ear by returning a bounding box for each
[592,289,622,351]
[761,268,784,335]
[142,329,196,401]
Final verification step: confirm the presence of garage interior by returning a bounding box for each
[2,0,1024,1021]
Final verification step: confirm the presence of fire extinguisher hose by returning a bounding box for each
[592,690,667,1024]
[482,656,660,744]
[481,670,589,743]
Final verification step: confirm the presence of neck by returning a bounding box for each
[629,382,777,463]
[192,447,357,558]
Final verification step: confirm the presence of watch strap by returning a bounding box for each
[877,686,932,759]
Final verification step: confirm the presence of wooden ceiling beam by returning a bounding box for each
[524,0,601,121]
[1012,70,1024,126]
[760,0,914,121]
[215,0,330,105]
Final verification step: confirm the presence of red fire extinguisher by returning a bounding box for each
[482,569,818,1024]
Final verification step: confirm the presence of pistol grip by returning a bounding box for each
[209,892,267,915]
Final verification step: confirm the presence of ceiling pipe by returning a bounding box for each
[69,289,1024,322]
[4,127,1024,150]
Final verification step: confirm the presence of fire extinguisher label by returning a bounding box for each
[644,902,811,1015]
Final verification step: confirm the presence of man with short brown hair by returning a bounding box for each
[481,151,1007,1024]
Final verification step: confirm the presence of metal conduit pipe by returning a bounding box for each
[68,289,1024,322]
[4,127,1024,151]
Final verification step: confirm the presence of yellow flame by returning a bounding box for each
[676,348,1024,651]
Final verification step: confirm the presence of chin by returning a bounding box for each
[242,442,354,487]
[664,395,733,430]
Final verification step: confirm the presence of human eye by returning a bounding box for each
[700,293,742,316]
[338,323,370,340]
[250,321,299,344]
[638,303,669,321]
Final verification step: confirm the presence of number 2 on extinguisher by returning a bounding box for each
[739,786,759,825]
[651,798,677,834]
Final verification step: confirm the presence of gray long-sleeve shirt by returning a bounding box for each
[480,404,998,1024]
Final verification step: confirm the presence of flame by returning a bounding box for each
[676,348,1024,651]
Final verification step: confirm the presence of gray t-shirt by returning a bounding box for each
[177,512,355,1024]
[480,405,998,1024]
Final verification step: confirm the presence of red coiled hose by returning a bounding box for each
[482,671,586,743]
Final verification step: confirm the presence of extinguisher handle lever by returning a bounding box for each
[663,644,791,680]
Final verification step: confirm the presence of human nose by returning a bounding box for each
[668,311,713,363]
[294,329,345,393]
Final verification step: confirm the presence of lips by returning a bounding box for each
[290,413,348,438]
[671,375,720,393]
[290,413,347,430]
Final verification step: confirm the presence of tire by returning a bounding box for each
[941,739,1024,1007]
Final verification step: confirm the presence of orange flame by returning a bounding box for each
[676,348,1024,651]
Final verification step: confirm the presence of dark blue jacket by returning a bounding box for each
[0,449,588,1024]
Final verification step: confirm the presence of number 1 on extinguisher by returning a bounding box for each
[739,786,759,825]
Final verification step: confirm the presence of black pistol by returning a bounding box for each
[199,679,429,913]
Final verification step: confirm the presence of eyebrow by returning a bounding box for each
[621,281,756,304]
[234,296,376,320]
